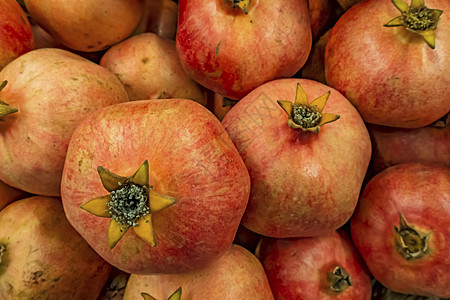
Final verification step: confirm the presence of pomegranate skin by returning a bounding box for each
[259,231,372,300]
[176,0,312,100]
[0,196,111,299]
[367,122,450,176]
[61,99,250,274]
[325,0,450,128]
[0,48,129,196]
[222,78,371,238]
[351,163,450,298]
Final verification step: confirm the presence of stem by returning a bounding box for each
[327,266,353,293]
[0,80,18,119]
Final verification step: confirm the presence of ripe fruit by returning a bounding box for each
[325,0,450,128]
[100,33,206,105]
[24,0,144,52]
[61,99,250,274]
[0,196,111,299]
[351,163,450,298]
[259,231,372,299]
[222,79,371,238]
[123,245,274,299]
[176,0,312,100]
[0,0,33,70]
[0,48,129,196]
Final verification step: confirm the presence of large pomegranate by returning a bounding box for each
[325,0,450,128]
[222,78,371,238]
[176,0,312,100]
[61,99,250,274]
[123,245,274,299]
[259,231,372,299]
[351,163,450,298]
[0,196,111,299]
[0,48,129,196]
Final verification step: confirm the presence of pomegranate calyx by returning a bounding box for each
[326,266,353,293]
[141,287,182,300]
[0,243,5,264]
[0,81,18,120]
[227,0,251,14]
[384,0,443,49]
[277,83,340,133]
[394,213,431,261]
[430,113,449,128]
[80,160,177,249]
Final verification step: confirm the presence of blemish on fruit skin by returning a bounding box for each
[215,41,222,56]
[141,57,149,64]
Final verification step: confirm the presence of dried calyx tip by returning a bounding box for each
[327,266,352,293]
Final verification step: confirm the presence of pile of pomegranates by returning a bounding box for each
[0,0,448,299]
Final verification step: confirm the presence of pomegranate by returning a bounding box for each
[325,0,450,128]
[0,196,111,299]
[259,231,372,299]
[0,0,33,70]
[100,33,206,105]
[0,48,129,196]
[24,0,144,52]
[133,0,178,40]
[123,245,274,299]
[368,114,450,175]
[176,0,312,100]
[351,163,450,298]
[61,99,250,274]
[222,78,371,238]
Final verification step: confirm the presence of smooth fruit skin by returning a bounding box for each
[351,163,450,298]
[123,245,274,299]
[367,122,450,176]
[0,0,33,70]
[61,99,250,274]
[0,196,111,299]
[222,78,371,238]
[0,48,129,196]
[325,0,450,128]
[24,0,144,52]
[259,231,372,300]
[100,33,206,105]
[176,0,312,100]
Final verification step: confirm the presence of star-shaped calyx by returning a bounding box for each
[277,83,340,133]
[394,213,431,261]
[229,0,251,14]
[384,0,444,49]
[141,287,182,300]
[0,81,18,120]
[81,160,177,249]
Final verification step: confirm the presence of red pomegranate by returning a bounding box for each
[176,0,312,100]
[61,99,250,274]
[259,231,372,299]
[325,0,450,128]
[351,163,450,298]
[222,78,371,238]
[0,0,33,70]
